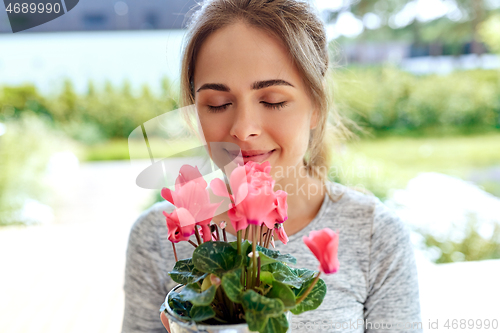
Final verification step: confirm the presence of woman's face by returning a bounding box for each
[193,21,318,184]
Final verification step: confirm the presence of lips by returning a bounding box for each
[226,149,276,164]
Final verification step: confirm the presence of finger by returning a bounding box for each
[160,311,171,332]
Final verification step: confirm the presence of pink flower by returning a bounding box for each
[197,225,217,242]
[245,160,272,175]
[303,228,340,274]
[262,190,288,229]
[227,204,249,231]
[211,161,277,230]
[164,207,196,243]
[275,225,289,245]
[161,165,222,242]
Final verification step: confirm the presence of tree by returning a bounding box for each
[478,13,500,54]
[325,0,499,55]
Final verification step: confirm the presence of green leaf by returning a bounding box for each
[168,258,207,285]
[259,271,274,285]
[221,268,244,303]
[167,291,192,318]
[290,277,327,315]
[230,240,252,267]
[291,267,316,281]
[189,305,216,321]
[192,241,243,274]
[242,290,285,332]
[256,245,297,265]
[256,251,278,267]
[230,239,252,255]
[261,313,289,333]
[262,263,304,289]
[267,281,296,309]
[179,283,217,306]
[245,311,267,332]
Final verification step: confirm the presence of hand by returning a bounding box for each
[160,312,171,332]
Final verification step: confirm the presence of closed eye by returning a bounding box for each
[207,103,231,113]
[261,101,287,110]
[207,101,287,113]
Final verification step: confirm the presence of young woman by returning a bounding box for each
[122,1,423,332]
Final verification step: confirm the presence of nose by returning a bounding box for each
[229,104,261,141]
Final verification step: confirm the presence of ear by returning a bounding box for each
[310,106,319,130]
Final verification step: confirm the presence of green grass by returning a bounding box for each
[347,132,500,176]
[329,132,500,199]
[84,138,202,161]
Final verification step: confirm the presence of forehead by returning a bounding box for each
[193,21,303,89]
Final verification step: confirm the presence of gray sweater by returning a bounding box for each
[122,181,423,332]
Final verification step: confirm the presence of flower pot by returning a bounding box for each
[162,284,292,333]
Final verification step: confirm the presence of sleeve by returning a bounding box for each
[121,208,176,333]
[363,199,423,333]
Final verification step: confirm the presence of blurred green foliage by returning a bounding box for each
[332,67,500,137]
[329,133,500,200]
[0,77,180,144]
[0,113,76,226]
[327,0,498,55]
[2,69,499,145]
[478,13,500,54]
[420,213,500,264]
[86,138,201,161]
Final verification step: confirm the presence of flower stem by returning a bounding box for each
[222,287,234,318]
[212,302,225,319]
[295,272,322,305]
[194,227,202,245]
[188,240,198,248]
[259,225,263,246]
[245,267,251,290]
[256,256,261,288]
[171,243,178,262]
[213,224,220,241]
[216,287,228,318]
[237,230,242,255]
[252,225,257,288]
[237,230,243,286]
[263,228,270,248]
[223,228,228,242]
[244,226,249,241]
[264,227,272,248]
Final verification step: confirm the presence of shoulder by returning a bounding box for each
[326,181,405,229]
[324,181,378,222]
[322,181,411,253]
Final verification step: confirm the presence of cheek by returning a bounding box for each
[197,113,228,142]
[272,111,311,144]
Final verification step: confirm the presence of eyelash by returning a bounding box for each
[207,101,287,113]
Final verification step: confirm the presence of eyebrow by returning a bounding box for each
[196,79,294,93]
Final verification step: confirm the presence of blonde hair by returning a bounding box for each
[180,0,357,202]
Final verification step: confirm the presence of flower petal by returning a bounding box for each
[275,226,289,245]
[303,228,339,275]
[303,234,322,263]
[210,178,230,198]
[160,187,175,205]
[176,165,206,190]
[230,166,249,205]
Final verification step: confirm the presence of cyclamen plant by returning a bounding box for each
[160,161,339,333]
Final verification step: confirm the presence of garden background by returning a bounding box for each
[1,0,500,332]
